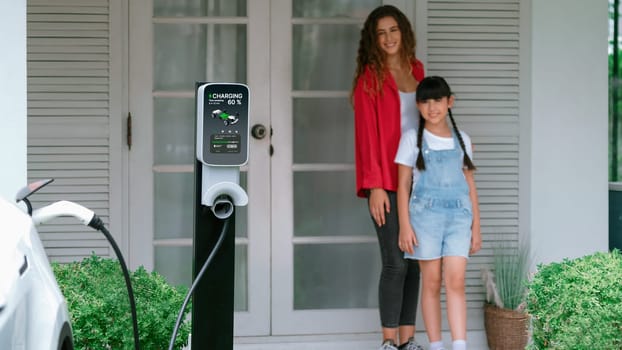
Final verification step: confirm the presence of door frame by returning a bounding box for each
[128,0,154,272]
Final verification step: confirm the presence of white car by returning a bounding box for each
[0,187,74,349]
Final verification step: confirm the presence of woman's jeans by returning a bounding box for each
[371,191,421,328]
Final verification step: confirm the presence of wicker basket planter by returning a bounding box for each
[484,303,529,350]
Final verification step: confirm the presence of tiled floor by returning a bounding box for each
[186,331,490,350]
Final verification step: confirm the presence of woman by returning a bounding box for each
[352,5,425,350]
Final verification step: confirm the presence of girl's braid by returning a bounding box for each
[448,108,476,170]
[415,114,426,171]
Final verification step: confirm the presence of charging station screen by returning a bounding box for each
[210,134,240,153]
[197,83,249,166]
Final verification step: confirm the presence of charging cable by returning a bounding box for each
[88,216,140,350]
[32,201,141,350]
[167,216,230,350]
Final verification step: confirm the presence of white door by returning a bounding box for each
[128,0,406,337]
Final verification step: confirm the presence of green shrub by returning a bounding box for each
[526,250,622,350]
[52,255,191,350]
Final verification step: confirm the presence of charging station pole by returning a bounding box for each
[192,171,235,349]
[193,82,249,350]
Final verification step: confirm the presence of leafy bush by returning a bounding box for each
[52,255,191,350]
[526,250,622,349]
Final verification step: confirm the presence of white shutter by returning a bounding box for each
[27,0,111,262]
[423,0,521,330]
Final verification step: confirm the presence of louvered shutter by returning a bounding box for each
[27,0,111,262]
[423,0,521,330]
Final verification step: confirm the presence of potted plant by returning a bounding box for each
[481,243,531,350]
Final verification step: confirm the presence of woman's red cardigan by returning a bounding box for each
[353,60,424,198]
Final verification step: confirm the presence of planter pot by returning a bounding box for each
[484,303,529,350]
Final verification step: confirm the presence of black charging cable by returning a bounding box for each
[167,216,231,350]
[88,216,141,350]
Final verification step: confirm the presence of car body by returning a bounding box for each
[0,197,73,350]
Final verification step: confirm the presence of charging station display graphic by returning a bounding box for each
[211,109,239,126]
[196,83,249,166]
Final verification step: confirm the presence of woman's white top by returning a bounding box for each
[395,128,474,188]
[399,91,418,134]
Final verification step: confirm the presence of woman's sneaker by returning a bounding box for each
[379,339,399,350]
[399,337,424,350]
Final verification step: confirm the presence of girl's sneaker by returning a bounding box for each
[399,337,424,350]
[379,339,398,350]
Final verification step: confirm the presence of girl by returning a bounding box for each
[352,5,425,350]
[395,76,481,350]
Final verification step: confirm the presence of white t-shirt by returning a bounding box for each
[395,128,474,188]
[399,91,418,133]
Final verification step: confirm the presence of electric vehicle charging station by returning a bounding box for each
[192,82,249,350]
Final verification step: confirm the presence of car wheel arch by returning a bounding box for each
[57,322,74,350]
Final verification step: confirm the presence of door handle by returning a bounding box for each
[251,124,267,140]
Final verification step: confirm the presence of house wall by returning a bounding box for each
[26,0,114,262]
[528,0,609,264]
[0,1,27,201]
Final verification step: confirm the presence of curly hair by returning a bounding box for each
[351,5,417,101]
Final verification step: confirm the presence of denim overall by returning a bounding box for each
[405,130,473,260]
